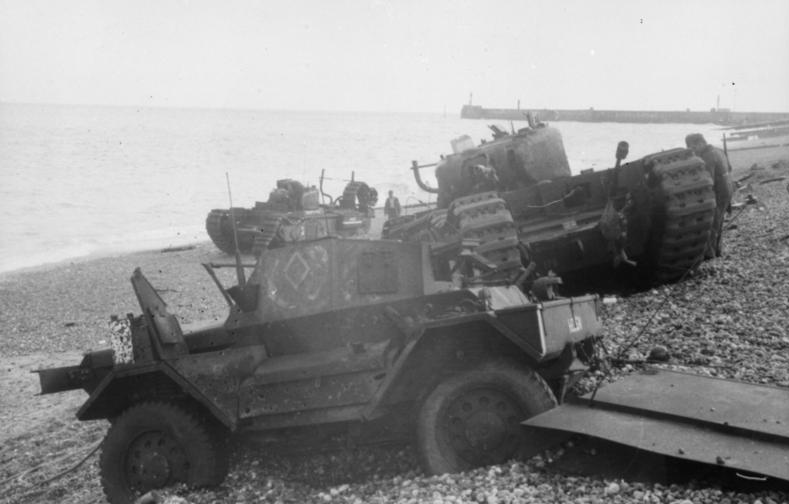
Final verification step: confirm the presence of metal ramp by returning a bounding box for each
[523,369,789,481]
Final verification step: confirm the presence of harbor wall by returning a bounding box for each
[461,104,789,126]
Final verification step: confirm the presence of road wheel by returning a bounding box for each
[100,401,229,504]
[417,361,556,475]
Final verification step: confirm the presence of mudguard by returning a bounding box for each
[76,344,268,429]
[363,293,601,419]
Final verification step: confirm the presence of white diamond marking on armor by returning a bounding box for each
[284,251,310,289]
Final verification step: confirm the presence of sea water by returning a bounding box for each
[0,102,723,274]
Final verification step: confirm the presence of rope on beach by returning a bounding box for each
[0,440,102,488]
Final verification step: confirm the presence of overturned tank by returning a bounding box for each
[385,122,719,287]
[206,177,377,255]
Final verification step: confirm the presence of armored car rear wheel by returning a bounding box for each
[100,401,228,504]
[417,361,557,475]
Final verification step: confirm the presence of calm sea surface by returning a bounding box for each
[0,103,723,273]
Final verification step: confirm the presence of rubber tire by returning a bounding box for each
[100,401,229,504]
[417,361,557,475]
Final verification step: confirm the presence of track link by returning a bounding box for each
[451,192,522,272]
[650,151,716,281]
[205,209,237,254]
[251,214,283,255]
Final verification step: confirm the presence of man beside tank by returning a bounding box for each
[384,190,402,221]
[685,133,733,258]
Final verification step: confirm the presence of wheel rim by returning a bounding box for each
[440,387,524,466]
[124,430,189,493]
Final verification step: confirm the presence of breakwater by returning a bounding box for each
[461,104,789,126]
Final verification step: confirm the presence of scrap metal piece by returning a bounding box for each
[523,369,789,481]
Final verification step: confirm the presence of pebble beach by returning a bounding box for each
[2,158,789,504]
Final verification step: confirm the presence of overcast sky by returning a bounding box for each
[1,0,788,113]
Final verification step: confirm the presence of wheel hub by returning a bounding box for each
[465,410,507,450]
[444,388,522,464]
[125,431,188,492]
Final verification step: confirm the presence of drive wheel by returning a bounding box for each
[100,401,229,504]
[417,361,556,475]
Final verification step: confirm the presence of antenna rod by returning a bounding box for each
[225,172,246,287]
[319,168,328,205]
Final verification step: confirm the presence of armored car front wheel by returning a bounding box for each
[416,361,557,475]
[100,401,228,504]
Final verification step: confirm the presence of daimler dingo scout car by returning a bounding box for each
[37,236,602,503]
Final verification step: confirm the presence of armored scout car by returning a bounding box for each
[37,236,602,503]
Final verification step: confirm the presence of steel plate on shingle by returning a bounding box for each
[523,370,789,481]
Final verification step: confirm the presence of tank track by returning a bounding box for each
[205,209,238,254]
[650,152,716,282]
[206,208,258,254]
[251,214,283,255]
[423,210,450,241]
[451,192,522,273]
[382,209,453,242]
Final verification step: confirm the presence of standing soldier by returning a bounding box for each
[685,133,733,258]
[384,190,402,221]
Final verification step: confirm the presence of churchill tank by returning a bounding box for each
[206,177,377,255]
[385,121,717,287]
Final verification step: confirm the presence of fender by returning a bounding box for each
[76,361,237,430]
[363,295,600,419]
